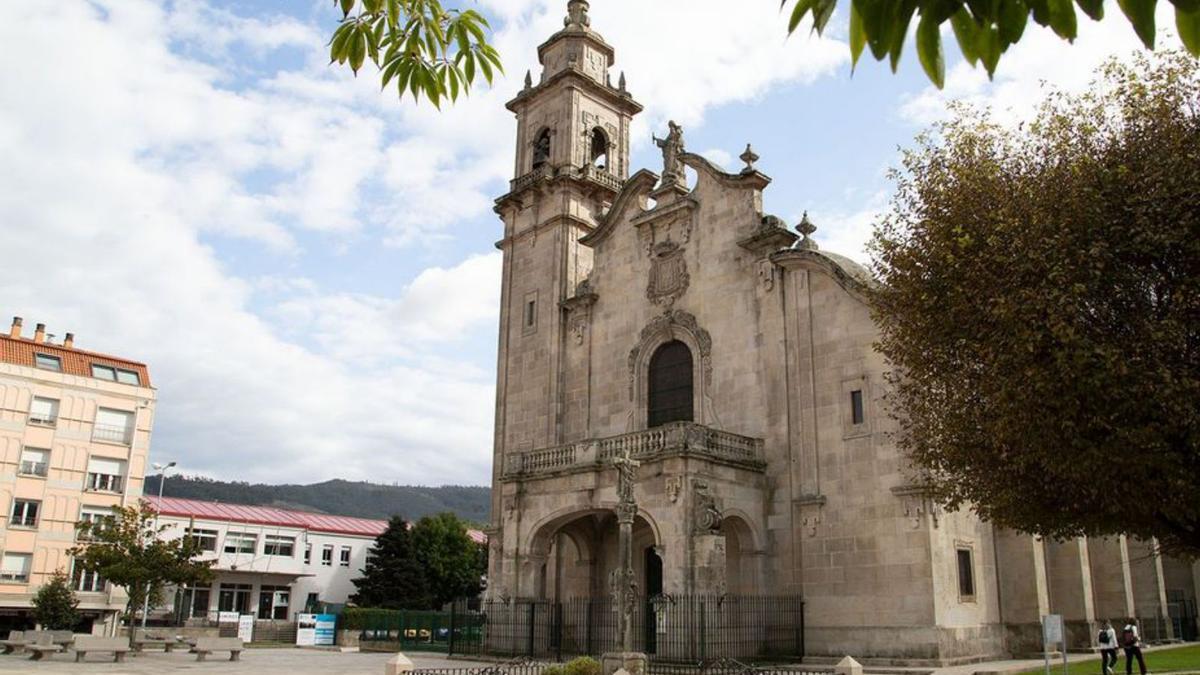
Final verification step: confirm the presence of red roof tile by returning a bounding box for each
[0,334,151,386]
[146,495,487,542]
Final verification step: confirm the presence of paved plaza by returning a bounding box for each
[0,648,489,675]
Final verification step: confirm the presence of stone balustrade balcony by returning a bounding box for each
[507,163,624,196]
[504,422,766,479]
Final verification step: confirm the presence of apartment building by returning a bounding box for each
[148,496,487,622]
[0,317,154,634]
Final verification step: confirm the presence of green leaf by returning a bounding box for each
[349,25,367,74]
[1076,0,1105,20]
[998,0,1030,45]
[787,0,814,33]
[916,11,946,88]
[340,0,356,18]
[1047,0,1078,40]
[849,1,867,70]
[1117,0,1158,48]
[950,7,982,65]
[1179,5,1200,54]
[888,0,920,71]
[976,21,1003,76]
[329,22,354,63]
[812,0,838,32]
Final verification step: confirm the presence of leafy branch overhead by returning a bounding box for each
[329,0,503,107]
[783,0,1200,88]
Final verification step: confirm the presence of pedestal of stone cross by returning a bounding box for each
[602,451,646,675]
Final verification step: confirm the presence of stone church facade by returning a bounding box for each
[486,2,1198,665]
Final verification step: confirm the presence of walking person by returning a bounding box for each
[1098,620,1119,675]
[1122,618,1148,675]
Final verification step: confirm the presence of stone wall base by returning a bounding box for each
[602,651,647,675]
[802,624,1006,667]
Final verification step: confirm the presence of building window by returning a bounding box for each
[0,553,32,583]
[92,408,134,445]
[85,457,126,493]
[34,353,61,371]
[10,499,40,528]
[532,128,551,170]
[72,565,106,593]
[304,543,312,565]
[321,545,334,567]
[647,340,694,428]
[18,448,49,477]
[850,390,865,426]
[187,527,218,552]
[305,592,320,613]
[525,299,536,327]
[91,364,140,385]
[264,535,295,557]
[339,546,352,567]
[590,127,609,169]
[28,397,59,426]
[224,533,257,555]
[957,547,975,600]
[218,583,252,614]
[178,586,211,619]
[78,506,114,539]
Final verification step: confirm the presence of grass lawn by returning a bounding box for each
[1015,645,1200,675]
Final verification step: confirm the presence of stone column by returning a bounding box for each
[1045,538,1097,649]
[995,530,1051,656]
[1127,538,1174,641]
[1087,536,1136,623]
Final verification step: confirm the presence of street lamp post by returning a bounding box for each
[139,461,176,632]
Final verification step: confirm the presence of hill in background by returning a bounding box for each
[144,475,491,525]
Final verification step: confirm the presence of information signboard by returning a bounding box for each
[314,614,337,646]
[296,613,317,646]
[238,614,255,642]
[1043,614,1064,645]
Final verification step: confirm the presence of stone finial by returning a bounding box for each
[740,143,759,172]
[619,71,627,92]
[794,212,818,250]
[385,653,414,675]
[565,0,590,28]
[523,69,532,90]
[834,656,863,675]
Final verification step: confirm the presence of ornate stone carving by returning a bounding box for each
[636,207,693,256]
[627,309,713,398]
[692,480,722,534]
[665,476,682,503]
[757,259,776,291]
[646,241,689,306]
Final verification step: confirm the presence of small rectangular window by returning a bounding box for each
[85,457,126,493]
[339,546,352,567]
[93,408,134,445]
[34,354,61,371]
[78,506,114,540]
[73,564,106,593]
[91,364,117,381]
[28,397,59,426]
[10,499,40,528]
[304,543,312,565]
[0,553,32,583]
[957,548,975,599]
[223,532,257,555]
[525,299,536,327]
[115,369,140,385]
[265,535,296,557]
[19,448,49,477]
[850,390,865,426]
[321,545,334,566]
[186,527,219,552]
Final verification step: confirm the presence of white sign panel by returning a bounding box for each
[217,611,239,625]
[1043,614,1064,645]
[296,613,317,647]
[238,614,255,642]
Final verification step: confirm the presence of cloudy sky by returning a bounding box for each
[0,1,1182,486]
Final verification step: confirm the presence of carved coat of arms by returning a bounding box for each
[646,242,688,306]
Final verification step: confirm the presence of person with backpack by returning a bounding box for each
[1122,618,1148,675]
[1098,620,1119,675]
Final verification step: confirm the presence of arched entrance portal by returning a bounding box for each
[533,510,660,602]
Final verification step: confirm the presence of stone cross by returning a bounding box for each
[610,448,640,652]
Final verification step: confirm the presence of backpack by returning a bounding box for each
[1098,629,1111,645]
[1121,627,1137,647]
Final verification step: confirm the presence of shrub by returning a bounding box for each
[563,656,601,675]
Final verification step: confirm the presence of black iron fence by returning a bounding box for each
[408,658,831,675]
[437,595,805,662]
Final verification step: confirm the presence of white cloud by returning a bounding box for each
[899,6,1184,127]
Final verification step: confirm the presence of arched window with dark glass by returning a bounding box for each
[589,127,608,170]
[647,340,693,427]
[532,128,551,170]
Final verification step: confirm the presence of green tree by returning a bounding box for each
[327,0,502,107]
[783,0,1200,88]
[411,512,486,608]
[350,516,434,609]
[69,500,214,645]
[31,570,79,630]
[870,52,1200,557]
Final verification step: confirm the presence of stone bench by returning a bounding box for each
[0,630,26,654]
[25,643,63,661]
[73,636,131,663]
[190,637,244,662]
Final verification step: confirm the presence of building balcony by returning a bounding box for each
[507,163,624,196]
[504,422,766,479]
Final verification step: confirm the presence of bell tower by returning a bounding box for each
[489,0,642,568]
